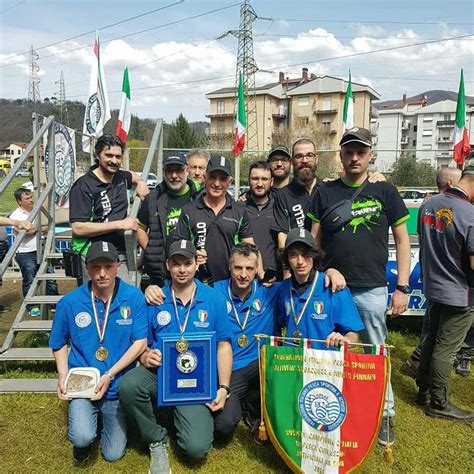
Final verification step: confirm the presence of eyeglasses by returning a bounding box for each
[249,177,271,182]
[293,153,317,160]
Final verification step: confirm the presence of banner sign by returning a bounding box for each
[44,122,76,207]
[386,248,425,315]
[262,341,387,473]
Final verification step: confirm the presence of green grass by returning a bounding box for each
[0,176,30,215]
[1,285,473,473]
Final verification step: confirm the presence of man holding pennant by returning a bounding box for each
[120,239,233,473]
[82,31,111,153]
[49,241,148,463]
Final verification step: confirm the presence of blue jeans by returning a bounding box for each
[15,251,58,299]
[68,398,127,462]
[350,286,395,418]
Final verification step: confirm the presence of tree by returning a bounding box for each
[165,113,205,149]
[389,157,437,187]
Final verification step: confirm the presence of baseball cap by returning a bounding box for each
[462,158,474,176]
[207,156,231,176]
[163,155,187,167]
[86,241,119,264]
[284,228,316,251]
[168,239,197,259]
[268,145,291,161]
[340,127,373,147]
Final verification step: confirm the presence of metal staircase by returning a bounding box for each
[0,116,164,392]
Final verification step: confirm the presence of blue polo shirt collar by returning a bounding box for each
[290,272,325,302]
[162,279,207,306]
[79,278,126,311]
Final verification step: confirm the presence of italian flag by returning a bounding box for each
[116,67,131,143]
[453,69,471,166]
[262,342,387,473]
[232,72,246,156]
[82,31,111,153]
[342,71,354,131]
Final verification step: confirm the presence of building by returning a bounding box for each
[206,69,380,152]
[373,91,474,172]
[0,143,28,165]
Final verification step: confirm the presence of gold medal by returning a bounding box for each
[95,346,109,361]
[293,330,302,340]
[237,334,249,348]
[176,338,189,354]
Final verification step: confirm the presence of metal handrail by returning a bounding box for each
[124,119,163,285]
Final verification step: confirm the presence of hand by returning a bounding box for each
[206,387,228,412]
[145,285,166,305]
[238,193,248,203]
[14,220,33,231]
[262,276,276,288]
[324,268,346,292]
[90,374,111,401]
[120,217,139,231]
[143,349,162,369]
[56,377,71,401]
[390,289,408,317]
[367,171,386,184]
[196,249,207,267]
[325,331,349,347]
[135,180,150,200]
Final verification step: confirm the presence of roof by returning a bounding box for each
[206,82,286,100]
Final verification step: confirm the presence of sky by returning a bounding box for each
[0,0,473,123]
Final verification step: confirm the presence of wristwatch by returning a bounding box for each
[218,384,231,399]
[396,284,411,294]
[104,370,115,381]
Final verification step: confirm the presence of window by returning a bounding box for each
[217,100,225,114]
[322,115,331,131]
[297,117,309,127]
[423,115,433,121]
[412,140,416,146]
[414,125,417,132]
[422,144,432,150]
[298,96,309,106]
[322,96,332,111]
[422,130,432,136]
[443,114,451,121]
[267,117,271,127]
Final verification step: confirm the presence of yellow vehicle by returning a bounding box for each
[0,159,12,174]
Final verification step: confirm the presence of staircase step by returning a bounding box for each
[36,272,74,281]
[45,253,64,259]
[0,378,57,393]
[0,348,54,360]
[25,295,62,304]
[14,320,53,331]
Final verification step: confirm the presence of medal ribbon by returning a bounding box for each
[227,280,255,332]
[289,272,319,329]
[90,290,112,344]
[171,284,197,338]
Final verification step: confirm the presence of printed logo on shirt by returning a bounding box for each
[310,312,328,321]
[75,312,91,328]
[292,204,305,228]
[99,189,112,220]
[342,198,383,233]
[198,310,208,322]
[194,310,210,328]
[196,221,207,248]
[157,311,171,326]
[222,216,238,224]
[120,306,131,319]
[252,299,262,312]
[314,302,324,314]
[422,208,454,232]
[116,306,133,325]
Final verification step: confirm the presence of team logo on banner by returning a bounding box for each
[261,342,387,473]
[314,302,324,314]
[120,307,131,319]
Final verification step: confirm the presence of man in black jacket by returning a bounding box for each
[137,155,201,286]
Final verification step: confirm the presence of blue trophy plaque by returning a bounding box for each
[157,332,217,406]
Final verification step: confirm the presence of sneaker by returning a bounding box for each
[402,356,419,379]
[244,415,269,446]
[29,306,41,317]
[149,440,171,474]
[378,417,395,446]
[425,402,474,422]
[454,355,471,377]
[0,305,10,313]
[416,389,430,407]
[73,445,91,463]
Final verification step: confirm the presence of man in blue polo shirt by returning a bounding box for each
[278,228,364,349]
[49,241,148,463]
[213,243,281,439]
[119,239,233,474]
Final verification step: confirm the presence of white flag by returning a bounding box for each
[82,31,111,153]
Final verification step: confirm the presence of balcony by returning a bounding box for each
[437,137,453,143]
[437,120,455,128]
[273,105,287,119]
[400,137,409,145]
[314,108,338,115]
[435,151,452,159]
[206,112,234,118]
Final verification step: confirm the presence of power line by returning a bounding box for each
[267,17,474,26]
[0,2,241,70]
[255,33,474,41]
[0,1,184,63]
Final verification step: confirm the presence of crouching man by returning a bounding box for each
[49,241,148,462]
[119,239,233,474]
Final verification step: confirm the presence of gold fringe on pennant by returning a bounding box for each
[384,445,394,465]
[256,420,268,442]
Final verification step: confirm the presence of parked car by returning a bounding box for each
[145,173,158,188]
[397,188,437,207]
[16,168,30,177]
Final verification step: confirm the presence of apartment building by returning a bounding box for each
[206,69,380,152]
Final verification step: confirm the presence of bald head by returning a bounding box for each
[436,168,462,192]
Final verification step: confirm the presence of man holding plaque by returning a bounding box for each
[212,242,281,439]
[119,239,233,473]
[49,241,148,462]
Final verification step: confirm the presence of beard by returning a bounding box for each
[295,165,316,186]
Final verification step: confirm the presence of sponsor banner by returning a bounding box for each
[262,342,387,473]
[386,248,425,315]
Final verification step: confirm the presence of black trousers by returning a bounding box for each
[214,360,260,436]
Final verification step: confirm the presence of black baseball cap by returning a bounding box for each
[284,228,316,251]
[168,239,197,259]
[268,145,291,161]
[163,155,187,167]
[86,241,119,264]
[207,156,231,176]
[340,127,373,147]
